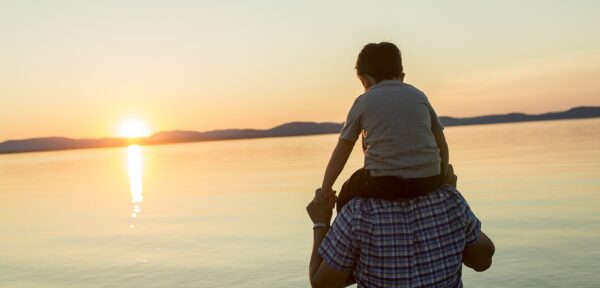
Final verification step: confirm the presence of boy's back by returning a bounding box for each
[340,79,444,179]
[318,42,449,206]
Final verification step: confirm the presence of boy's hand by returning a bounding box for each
[315,187,336,203]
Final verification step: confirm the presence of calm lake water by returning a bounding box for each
[1,118,599,287]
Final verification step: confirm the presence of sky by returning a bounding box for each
[1,0,599,141]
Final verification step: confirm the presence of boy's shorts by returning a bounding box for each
[336,168,444,213]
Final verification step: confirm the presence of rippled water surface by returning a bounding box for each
[1,118,599,287]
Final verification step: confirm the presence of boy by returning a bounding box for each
[318,42,451,210]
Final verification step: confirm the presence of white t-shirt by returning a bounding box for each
[340,80,444,178]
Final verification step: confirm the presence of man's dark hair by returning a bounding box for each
[355,42,403,83]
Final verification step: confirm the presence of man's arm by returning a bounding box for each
[309,227,329,282]
[309,228,351,288]
[306,191,353,288]
[463,231,495,272]
[321,139,354,195]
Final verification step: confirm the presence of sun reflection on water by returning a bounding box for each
[127,145,143,227]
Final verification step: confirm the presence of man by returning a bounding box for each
[306,185,495,288]
[307,42,494,287]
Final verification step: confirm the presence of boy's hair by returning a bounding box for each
[355,42,403,83]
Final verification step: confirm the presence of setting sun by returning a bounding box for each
[117,118,152,138]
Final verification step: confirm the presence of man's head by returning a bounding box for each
[355,42,405,90]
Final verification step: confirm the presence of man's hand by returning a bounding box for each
[307,188,336,225]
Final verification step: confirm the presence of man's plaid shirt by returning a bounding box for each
[318,185,481,288]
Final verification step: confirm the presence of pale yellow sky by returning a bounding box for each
[1,0,599,141]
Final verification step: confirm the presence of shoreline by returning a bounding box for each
[2,116,599,155]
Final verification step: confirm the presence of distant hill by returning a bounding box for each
[0,137,129,154]
[1,106,599,154]
[438,106,600,126]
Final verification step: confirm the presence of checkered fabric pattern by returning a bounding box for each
[318,185,480,288]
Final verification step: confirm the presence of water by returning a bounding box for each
[1,118,599,287]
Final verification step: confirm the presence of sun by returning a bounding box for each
[118,118,152,138]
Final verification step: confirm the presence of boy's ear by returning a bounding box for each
[358,74,369,91]
[358,74,375,91]
[398,73,405,82]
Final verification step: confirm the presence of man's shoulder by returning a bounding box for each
[341,185,469,216]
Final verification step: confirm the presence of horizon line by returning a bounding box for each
[2,104,599,143]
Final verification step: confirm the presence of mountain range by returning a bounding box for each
[1,106,599,154]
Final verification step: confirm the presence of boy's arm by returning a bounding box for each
[432,125,449,179]
[428,101,449,179]
[322,97,361,198]
[320,139,354,197]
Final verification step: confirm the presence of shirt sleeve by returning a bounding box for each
[463,198,481,246]
[318,206,358,272]
[339,99,362,143]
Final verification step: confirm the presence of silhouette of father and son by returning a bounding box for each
[306,42,495,288]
